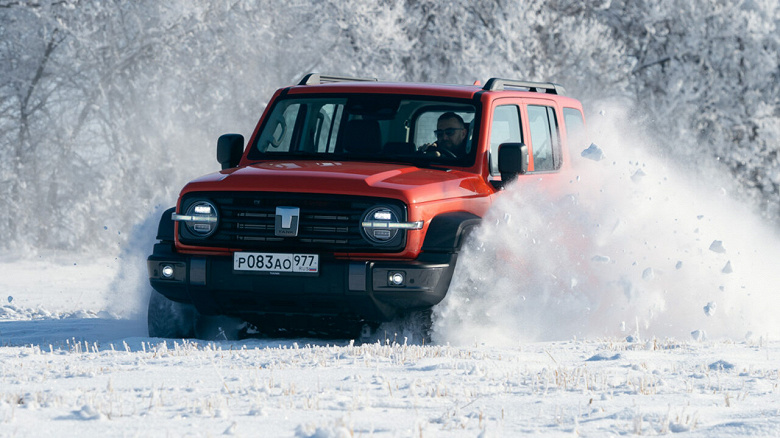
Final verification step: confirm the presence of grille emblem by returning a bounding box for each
[275,206,300,237]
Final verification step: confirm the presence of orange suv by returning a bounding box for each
[147,74,587,338]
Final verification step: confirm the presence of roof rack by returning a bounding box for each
[482,78,565,95]
[298,73,378,86]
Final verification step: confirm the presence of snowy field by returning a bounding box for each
[0,256,778,437]
[2,109,779,437]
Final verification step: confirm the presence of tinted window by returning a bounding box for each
[489,105,522,175]
[528,105,560,171]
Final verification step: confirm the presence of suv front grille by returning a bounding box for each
[178,192,407,252]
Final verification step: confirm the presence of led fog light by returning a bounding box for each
[388,271,405,286]
[161,264,175,279]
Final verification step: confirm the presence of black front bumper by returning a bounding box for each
[148,243,457,323]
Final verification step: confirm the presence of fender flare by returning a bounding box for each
[156,207,176,242]
[421,212,481,252]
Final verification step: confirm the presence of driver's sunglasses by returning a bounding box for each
[434,127,463,138]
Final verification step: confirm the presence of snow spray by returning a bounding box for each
[433,103,780,346]
[105,205,167,327]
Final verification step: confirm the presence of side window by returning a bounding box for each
[527,105,560,171]
[563,107,587,151]
[254,98,348,154]
[314,104,344,152]
[257,102,300,152]
[414,112,439,146]
[489,105,522,175]
[413,110,475,148]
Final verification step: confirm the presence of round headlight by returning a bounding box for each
[360,206,401,244]
[184,200,219,237]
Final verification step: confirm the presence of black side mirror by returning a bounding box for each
[217,134,244,170]
[498,143,528,183]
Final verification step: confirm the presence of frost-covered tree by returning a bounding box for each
[599,0,780,217]
[0,4,61,248]
[0,0,778,253]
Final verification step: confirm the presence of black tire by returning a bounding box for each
[147,289,197,338]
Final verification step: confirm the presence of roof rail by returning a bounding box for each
[298,73,378,86]
[482,78,565,95]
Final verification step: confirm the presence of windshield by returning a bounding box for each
[247,95,478,167]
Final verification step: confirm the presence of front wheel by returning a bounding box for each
[147,289,197,338]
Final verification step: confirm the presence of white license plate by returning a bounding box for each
[233,252,319,273]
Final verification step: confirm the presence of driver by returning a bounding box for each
[422,112,467,158]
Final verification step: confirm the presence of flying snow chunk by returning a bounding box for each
[581,143,604,161]
[591,255,611,263]
[631,169,646,183]
[691,330,707,341]
[675,261,683,270]
[642,267,654,280]
[722,261,733,274]
[6,296,11,303]
[703,301,717,316]
[709,240,726,253]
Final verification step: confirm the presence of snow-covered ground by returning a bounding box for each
[1,309,778,437]
[1,108,779,436]
[0,257,778,437]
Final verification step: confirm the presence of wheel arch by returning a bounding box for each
[421,211,481,252]
[156,207,176,242]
